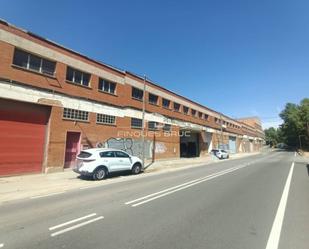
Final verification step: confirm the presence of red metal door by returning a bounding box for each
[0,99,50,176]
[64,132,81,168]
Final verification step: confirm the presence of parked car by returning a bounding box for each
[210,149,229,159]
[73,148,143,180]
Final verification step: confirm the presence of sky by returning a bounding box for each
[1,0,308,129]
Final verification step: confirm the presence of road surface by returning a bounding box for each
[0,150,308,249]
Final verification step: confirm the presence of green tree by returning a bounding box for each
[264,127,282,147]
[279,98,309,149]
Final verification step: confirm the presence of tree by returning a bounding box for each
[279,98,309,149]
[264,127,280,147]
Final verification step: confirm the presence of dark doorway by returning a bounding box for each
[64,132,81,168]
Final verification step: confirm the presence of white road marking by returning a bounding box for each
[49,213,97,231]
[125,166,239,205]
[265,162,294,249]
[50,216,104,237]
[30,191,66,199]
[0,243,4,248]
[127,164,250,207]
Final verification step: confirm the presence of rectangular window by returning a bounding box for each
[132,87,144,100]
[198,112,203,118]
[98,78,116,94]
[66,66,90,86]
[163,124,171,132]
[148,93,158,105]
[162,98,170,108]
[204,114,209,120]
[183,106,189,114]
[96,113,116,125]
[148,121,159,130]
[173,102,180,112]
[131,118,143,129]
[191,109,196,116]
[13,48,56,76]
[63,108,89,121]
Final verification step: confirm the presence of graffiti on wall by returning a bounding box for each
[155,142,167,154]
[97,137,153,159]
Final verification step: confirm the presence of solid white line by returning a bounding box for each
[50,216,104,237]
[125,166,239,205]
[131,164,249,207]
[30,191,66,199]
[265,162,294,249]
[49,213,97,231]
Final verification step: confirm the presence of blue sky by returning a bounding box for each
[1,0,308,128]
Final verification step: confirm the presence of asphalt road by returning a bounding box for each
[0,150,308,249]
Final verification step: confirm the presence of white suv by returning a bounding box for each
[211,149,229,159]
[73,148,143,180]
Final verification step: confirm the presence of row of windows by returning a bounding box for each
[63,108,116,125]
[131,118,171,131]
[215,118,241,130]
[12,48,117,94]
[62,109,171,132]
[13,48,239,130]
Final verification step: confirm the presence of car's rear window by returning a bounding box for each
[77,151,92,158]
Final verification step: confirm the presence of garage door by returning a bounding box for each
[229,136,236,153]
[0,99,50,176]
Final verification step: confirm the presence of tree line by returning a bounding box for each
[264,98,309,150]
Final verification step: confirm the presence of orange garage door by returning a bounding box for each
[0,99,50,176]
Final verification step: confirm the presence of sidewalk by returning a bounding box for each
[0,152,260,205]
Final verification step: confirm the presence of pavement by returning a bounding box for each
[0,150,308,249]
[0,152,259,204]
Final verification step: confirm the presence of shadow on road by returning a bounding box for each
[307,164,309,177]
[78,170,136,181]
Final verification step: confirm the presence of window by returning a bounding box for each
[162,98,170,108]
[148,121,159,130]
[183,106,189,114]
[77,151,92,158]
[96,114,116,125]
[131,118,143,129]
[204,114,209,120]
[132,87,143,100]
[198,112,203,118]
[115,151,130,158]
[148,93,158,105]
[13,48,56,76]
[63,108,89,121]
[163,124,171,132]
[98,78,116,94]
[100,151,115,158]
[66,66,90,86]
[173,102,180,112]
[191,109,196,116]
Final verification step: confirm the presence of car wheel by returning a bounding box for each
[227,155,229,159]
[132,163,142,174]
[221,155,223,159]
[93,167,107,180]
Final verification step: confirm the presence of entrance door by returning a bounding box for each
[228,136,236,153]
[64,132,81,168]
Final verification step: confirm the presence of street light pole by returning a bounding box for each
[141,75,146,169]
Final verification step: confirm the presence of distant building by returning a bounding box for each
[0,20,264,176]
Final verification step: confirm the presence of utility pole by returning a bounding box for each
[220,113,223,149]
[141,75,146,169]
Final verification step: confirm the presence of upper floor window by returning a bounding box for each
[183,106,189,114]
[148,121,159,130]
[198,112,203,118]
[96,113,116,125]
[98,78,116,94]
[148,93,158,105]
[191,109,196,116]
[63,108,89,121]
[173,102,180,112]
[204,114,209,120]
[162,98,170,109]
[13,48,56,76]
[132,87,143,100]
[131,118,143,129]
[66,66,90,87]
[163,124,171,132]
